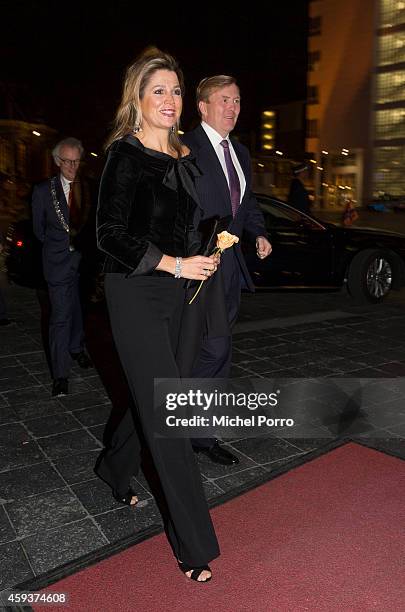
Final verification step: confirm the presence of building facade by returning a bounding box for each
[307,0,405,209]
[0,120,57,220]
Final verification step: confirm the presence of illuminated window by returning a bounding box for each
[308,50,321,71]
[378,31,405,65]
[376,71,405,103]
[374,145,405,194]
[380,0,405,28]
[375,108,405,139]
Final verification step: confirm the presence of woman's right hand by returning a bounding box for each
[156,255,218,280]
[180,255,218,280]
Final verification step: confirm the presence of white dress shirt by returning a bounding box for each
[60,174,72,204]
[201,122,246,202]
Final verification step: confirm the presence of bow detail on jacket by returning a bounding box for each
[163,156,203,210]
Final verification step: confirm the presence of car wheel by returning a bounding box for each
[347,249,394,303]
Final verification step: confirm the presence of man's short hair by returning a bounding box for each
[52,137,84,163]
[196,75,238,115]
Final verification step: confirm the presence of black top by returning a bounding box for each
[97,134,202,276]
[287,177,310,214]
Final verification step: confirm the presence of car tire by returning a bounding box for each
[347,248,395,303]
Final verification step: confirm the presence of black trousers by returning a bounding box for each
[191,253,241,448]
[95,273,219,567]
[47,254,84,379]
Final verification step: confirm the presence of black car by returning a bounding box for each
[244,194,405,303]
[5,196,405,304]
[5,218,45,289]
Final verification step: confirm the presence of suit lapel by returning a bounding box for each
[194,126,232,211]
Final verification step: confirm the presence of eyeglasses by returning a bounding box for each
[58,156,81,167]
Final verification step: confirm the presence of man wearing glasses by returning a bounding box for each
[32,137,93,397]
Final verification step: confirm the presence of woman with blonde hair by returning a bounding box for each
[95,47,220,582]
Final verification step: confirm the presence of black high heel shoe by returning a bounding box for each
[178,560,212,583]
[112,487,138,507]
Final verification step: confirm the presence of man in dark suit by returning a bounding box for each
[288,163,311,214]
[32,137,93,397]
[183,75,272,465]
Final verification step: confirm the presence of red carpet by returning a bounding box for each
[34,443,405,612]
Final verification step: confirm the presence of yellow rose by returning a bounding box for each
[216,231,239,252]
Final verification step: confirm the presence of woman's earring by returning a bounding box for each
[170,125,176,134]
[133,124,142,133]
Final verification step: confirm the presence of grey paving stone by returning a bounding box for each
[22,519,108,576]
[58,391,109,411]
[0,541,34,590]
[0,405,18,425]
[230,365,252,378]
[202,480,225,500]
[16,353,50,374]
[377,362,405,376]
[0,340,41,357]
[0,506,15,543]
[8,488,87,538]
[0,462,64,502]
[37,429,102,459]
[72,477,152,516]
[73,404,112,427]
[0,365,28,380]
[0,423,44,472]
[3,386,51,406]
[362,400,405,428]
[385,422,405,438]
[379,348,405,361]
[356,436,405,459]
[87,424,106,443]
[25,413,81,438]
[16,352,47,365]
[231,436,303,465]
[94,499,163,542]
[279,436,337,453]
[83,376,107,391]
[12,399,66,421]
[0,356,19,368]
[54,450,101,485]
[211,465,268,492]
[196,446,258,479]
[0,372,39,392]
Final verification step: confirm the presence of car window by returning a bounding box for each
[257,199,325,231]
[258,201,304,229]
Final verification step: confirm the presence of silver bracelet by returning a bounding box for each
[174,256,182,278]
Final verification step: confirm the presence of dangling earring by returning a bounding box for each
[133,124,142,133]
[170,125,176,134]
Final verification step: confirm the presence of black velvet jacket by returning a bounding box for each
[97,135,202,276]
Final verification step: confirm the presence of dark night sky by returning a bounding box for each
[2,1,308,152]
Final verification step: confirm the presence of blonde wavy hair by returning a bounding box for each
[105,47,185,157]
